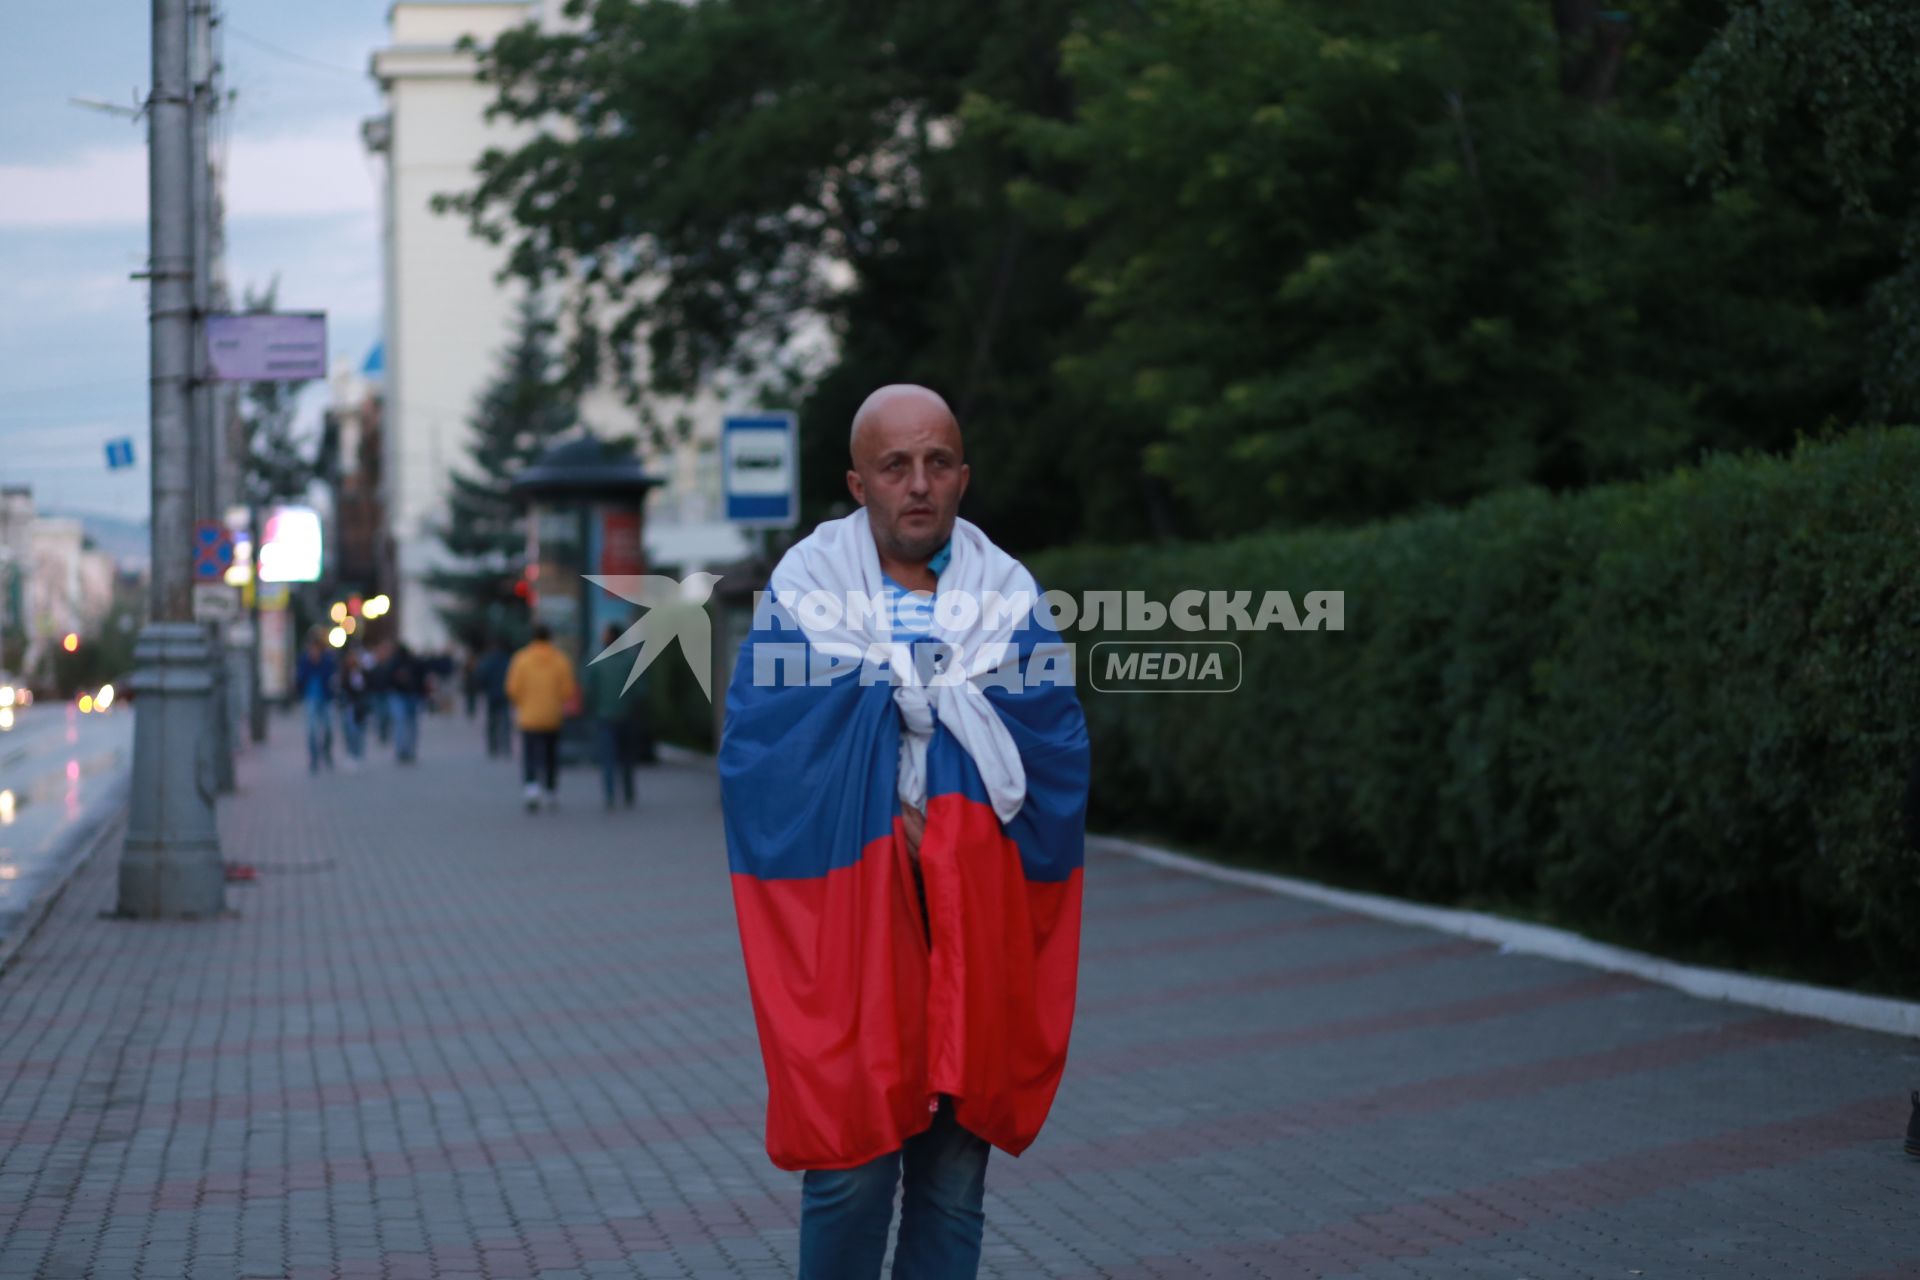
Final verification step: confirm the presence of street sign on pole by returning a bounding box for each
[205,311,327,382]
[192,519,234,581]
[192,582,240,623]
[105,438,136,470]
[722,412,798,528]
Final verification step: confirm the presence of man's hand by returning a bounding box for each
[901,804,926,860]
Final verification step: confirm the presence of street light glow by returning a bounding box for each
[62,633,79,652]
[327,626,347,648]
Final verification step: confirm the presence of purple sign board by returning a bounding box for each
[205,312,328,382]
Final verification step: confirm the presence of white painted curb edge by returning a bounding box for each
[1091,834,1920,1040]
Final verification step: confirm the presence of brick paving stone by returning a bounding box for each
[2,713,1919,1277]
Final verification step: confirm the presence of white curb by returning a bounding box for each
[1091,834,1920,1040]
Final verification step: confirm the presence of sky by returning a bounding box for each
[0,1,396,520]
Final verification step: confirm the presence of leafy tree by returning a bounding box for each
[441,0,1162,552]
[991,0,1898,534]
[426,295,579,648]
[1683,0,1920,419]
[447,0,1913,545]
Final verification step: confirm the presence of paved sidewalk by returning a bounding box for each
[1,711,1918,1279]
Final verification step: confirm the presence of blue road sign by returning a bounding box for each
[104,438,135,470]
[723,412,798,528]
[193,520,235,582]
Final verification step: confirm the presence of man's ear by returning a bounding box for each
[846,469,867,506]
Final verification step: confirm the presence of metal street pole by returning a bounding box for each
[188,0,236,794]
[248,501,266,743]
[118,0,225,919]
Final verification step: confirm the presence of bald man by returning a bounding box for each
[719,385,1091,1280]
[847,386,971,865]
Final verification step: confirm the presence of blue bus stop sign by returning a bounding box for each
[722,413,798,528]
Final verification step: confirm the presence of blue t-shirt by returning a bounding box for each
[880,540,950,642]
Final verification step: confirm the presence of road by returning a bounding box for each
[0,698,132,945]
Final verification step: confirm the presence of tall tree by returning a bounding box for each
[1683,0,1920,420]
[440,0,1147,552]
[427,296,579,649]
[445,0,1914,546]
[994,0,1899,534]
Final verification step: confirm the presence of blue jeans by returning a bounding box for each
[303,698,332,772]
[799,1099,989,1280]
[390,693,419,761]
[339,702,366,760]
[595,718,634,804]
[485,699,512,757]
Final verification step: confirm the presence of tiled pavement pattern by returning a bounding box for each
[2,715,1919,1279]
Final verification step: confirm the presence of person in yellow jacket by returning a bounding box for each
[505,624,579,811]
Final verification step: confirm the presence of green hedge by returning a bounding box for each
[1033,427,1920,993]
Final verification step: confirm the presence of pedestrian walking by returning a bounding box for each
[475,636,513,758]
[461,648,480,719]
[583,622,638,809]
[718,385,1091,1280]
[368,642,393,744]
[427,650,457,715]
[295,629,337,775]
[506,623,577,811]
[336,644,372,769]
[385,639,426,763]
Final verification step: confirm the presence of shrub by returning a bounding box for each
[1034,427,1920,991]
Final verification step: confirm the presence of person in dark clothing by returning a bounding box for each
[461,650,481,719]
[295,630,337,774]
[583,622,638,808]
[336,643,372,768]
[474,637,513,758]
[426,651,456,713]
[367,643,393,744]
[384,639,425,762]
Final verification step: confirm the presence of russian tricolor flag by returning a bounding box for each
[720,586,1090,1171]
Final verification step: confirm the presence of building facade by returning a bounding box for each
[367,1,746,651]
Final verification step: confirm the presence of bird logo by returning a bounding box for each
[584,572,724,700]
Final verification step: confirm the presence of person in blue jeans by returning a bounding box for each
[475,636,513,758]
[380,638,425,763]
[336,644,371,768]
[799,1097,989,1279]
[582,622,637,808]
[294,630,336,774]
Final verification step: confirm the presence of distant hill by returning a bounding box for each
[45,510,151,567]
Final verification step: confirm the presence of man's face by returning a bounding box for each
[847,397,969,563]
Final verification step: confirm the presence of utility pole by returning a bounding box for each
[118,0,226,919]
[188,0,237,794]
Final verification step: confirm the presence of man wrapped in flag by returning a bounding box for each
[720,384,1090,1279]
